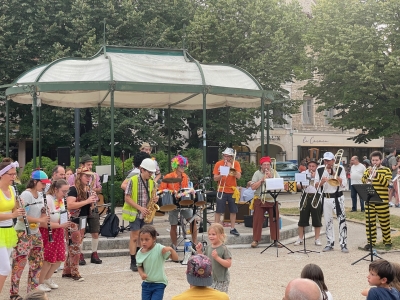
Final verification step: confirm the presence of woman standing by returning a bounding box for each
[0,158,25,294]
[62,167,96,281]
[10,170,51,299]
[38,179,71,290]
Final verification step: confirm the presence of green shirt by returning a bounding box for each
[136,243,171,285]
[204,244,232,283]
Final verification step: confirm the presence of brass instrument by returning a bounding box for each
[327,149,344,186]
[229,150,237,176]
[261,158,276,203]
[144,181,160,223]
[366,164,377,184]
[311,165,327,209]
[300,160,322,210]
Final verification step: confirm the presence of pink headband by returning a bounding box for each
[0,161,19,176]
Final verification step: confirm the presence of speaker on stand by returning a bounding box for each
[206,145,219,211]
[57,147,71,167]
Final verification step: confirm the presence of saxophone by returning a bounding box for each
[144,180,160,223]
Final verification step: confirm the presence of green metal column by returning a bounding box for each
[168,107,171,173]
[266,103,270,156]
[110,88,115,214]
[202,91,208,232]
[98,105,101,165]
[74,109,80,170]
[261,97,264,157]
[32,93,37,169]
[6,99,9,157]
[38,106,42,167]
[226,106,230,147]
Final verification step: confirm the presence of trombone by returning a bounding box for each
[366,164,377,183]
[299,160,322,211]
[216,151,237,200]
[261,158,276,203]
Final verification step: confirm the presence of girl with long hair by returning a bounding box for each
[301,263,333,300]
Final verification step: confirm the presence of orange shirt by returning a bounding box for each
[159,171,189,192]
[213,160,242,194]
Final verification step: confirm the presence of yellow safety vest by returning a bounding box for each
[122,175,154,222]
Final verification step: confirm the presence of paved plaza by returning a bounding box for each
[1,191,399,300]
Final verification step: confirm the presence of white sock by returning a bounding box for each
[91,238,99,252]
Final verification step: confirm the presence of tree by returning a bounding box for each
[304,0,400,143]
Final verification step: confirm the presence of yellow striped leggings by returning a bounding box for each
[365,203,391,246]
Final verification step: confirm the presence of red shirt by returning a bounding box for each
[213,160,242,194]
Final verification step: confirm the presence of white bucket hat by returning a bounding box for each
[222,147,235,156]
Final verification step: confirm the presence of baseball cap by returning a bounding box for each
[31,170,51,184]
[323,152,335,160]
[186,254,213,287]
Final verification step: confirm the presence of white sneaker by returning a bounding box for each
[37,284,51,292]
[315,239,322,246]
[389,202,394,207]
[294,239,303,246]
[44,278,59,289]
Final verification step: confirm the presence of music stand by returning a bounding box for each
[351,184,383,265]
[260,189,294,257]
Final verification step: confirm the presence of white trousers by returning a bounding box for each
[323,196,348,249]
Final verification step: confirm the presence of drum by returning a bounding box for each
[159,191,177,212]
[178,188,194,207]
[194,190,207,207]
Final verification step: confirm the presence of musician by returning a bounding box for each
[68,154,102,265]
[249,156,281,248]
[213,148,242,236]
[10,170,51,297]
[62,167,96,281]
[38,179,71,291]
[121,151,151,191]
[294,159,322,246]
[361,151,392,250]
[140,142,161,183]
[159,155,198,249]
[0,159,25,294]
[314,152,348,253]
[122,158,157,272]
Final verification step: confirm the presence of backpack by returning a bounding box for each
[100,213,120,237]
[382,155,391,168]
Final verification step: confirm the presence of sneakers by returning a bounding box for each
[130,257,138,272]
[385,243,393,249]
[44,278,59,289]
[364,244,372,251]
[395,204,400,208]
[230,228,240,236]
[90,251,102,264]
[251,241,259,248]
[322,245,334,252]
[37,284,51,292]
[79,253,86,266]
[61,273,72,278]
[294,239,303,246]
[389,202,394,207]
[314,239,322,246]
[72,275,85,282]
[341,247,349,253]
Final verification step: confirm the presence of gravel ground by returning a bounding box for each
[1,191,399,300]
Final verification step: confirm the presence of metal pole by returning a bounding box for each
[266,103,270,156]
[168,108,171,173]
[38,105,42,167]
[98,105,101,165]
[32,93,37,169]
[226,106,230,147]
[261,97,264,157]
[5,98,9,157]
[202,91,208,232]
[110,89,115,214]
[74,109,80,170]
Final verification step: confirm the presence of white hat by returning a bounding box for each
[222,147,235,156]
[140,158,156,173]
[323,152,335,160]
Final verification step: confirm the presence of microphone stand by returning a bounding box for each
[260,190,294,257]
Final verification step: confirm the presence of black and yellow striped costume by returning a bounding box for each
[361,166,392,246]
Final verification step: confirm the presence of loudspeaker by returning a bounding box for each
[206,146,219,164]
[224,202,250,223]
[57,147,71,166]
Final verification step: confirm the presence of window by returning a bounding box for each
[325,108,335,125]
[272,109,284,128]
[303,98,314,124]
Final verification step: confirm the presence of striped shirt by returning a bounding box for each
[361,166,391,201]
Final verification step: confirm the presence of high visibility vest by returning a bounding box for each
[121,175,154,222]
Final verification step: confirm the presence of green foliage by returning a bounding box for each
[305,0,400,143]
[237,159,258,187]
[20,157,58,183]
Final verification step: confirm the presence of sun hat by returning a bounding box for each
[76,167,93,175]
[80,154,94,164]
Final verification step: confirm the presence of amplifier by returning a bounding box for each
[224,202,250,223]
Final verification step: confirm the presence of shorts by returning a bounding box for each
[168,209,193,225]
[87,213,100,233]
[298,194,322,228]
[129,218,148,231]
[216,193,238,214]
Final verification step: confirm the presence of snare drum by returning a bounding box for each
[159,191,177,212]
[178,188,194,207]
[194,190,207,207]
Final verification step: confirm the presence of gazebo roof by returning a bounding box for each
[6,46,269,109]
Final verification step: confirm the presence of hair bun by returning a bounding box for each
[1,157,13,163]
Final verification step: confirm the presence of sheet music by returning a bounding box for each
[80,216,87,230]
[103,174,109,183]
[219,166,229,176]
[59,211,68,225]
[265,178,284,190]
[295,173,309,186]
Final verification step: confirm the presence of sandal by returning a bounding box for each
[10,295,23,300]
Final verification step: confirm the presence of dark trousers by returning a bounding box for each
[351,185,364,211]
[252,198,279,242]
